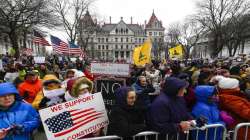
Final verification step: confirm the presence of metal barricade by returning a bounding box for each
[130,124,227,140]
[81,135,122,140]
[233,123,250,140]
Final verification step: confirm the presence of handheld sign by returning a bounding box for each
[34,57,45,64]
[91,63,130,77]
[39,92,109,140]
[95,77,126,110]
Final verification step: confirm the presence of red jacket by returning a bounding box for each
[18,79,42,103]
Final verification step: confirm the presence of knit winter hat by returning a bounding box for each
[218,77,239,89]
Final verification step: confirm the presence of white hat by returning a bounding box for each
[218,77,239,89]
[79,84,89,90]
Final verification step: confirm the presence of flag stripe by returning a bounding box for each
[72,111,97,121]
[70,108,94,116]
[54,116,102,137]
[73,112,103,124]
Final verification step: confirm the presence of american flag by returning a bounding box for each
[68,42,84,57]
[45,108,104,137]
[50,35,69,54]
[33,30,50,46]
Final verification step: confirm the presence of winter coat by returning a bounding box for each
[0,83,40,140]
[108,87,147,139]
[192,86,225,140]
[132,80,155,108]
[32,74,65,109]
[218,88,250,140]
[18,79,42,103]
[147,77,191,140]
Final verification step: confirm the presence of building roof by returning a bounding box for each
[146,10,164,29]
[80,10,95,28]
[101,21,144,35]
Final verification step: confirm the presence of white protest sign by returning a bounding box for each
[91,63,130,76]
[0,60,3,70]
[39,92,109,140]
[70,58,77,62]
[34,57,45,64]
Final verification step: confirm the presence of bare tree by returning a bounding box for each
[195,0,250,57]
[53,0,94,44]
[0,0,59,58]
[167,20,204,59]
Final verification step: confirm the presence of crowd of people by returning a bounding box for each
[0,54,250,140]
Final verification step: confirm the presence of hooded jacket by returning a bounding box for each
[108,87,146,138]
[64,77,93,101]
[18,76,42,104]
[192,86,224,140]
[0,83,40,140]
[32,74,65,109]
[148,77,191,140]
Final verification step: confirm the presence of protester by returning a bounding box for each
[65,77,93,101]
[192,86,225,140]
[108,87,147,139]
[216,76,250,140]
[32,74,66,109]
[0,82,40,140]
[148,77,193,140]
[18,71,42,104]
[132,76,155,107]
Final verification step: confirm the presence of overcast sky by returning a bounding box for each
[47,0,198,42]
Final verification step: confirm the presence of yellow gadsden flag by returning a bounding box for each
[133,39,152,66]
[169,45,183,59]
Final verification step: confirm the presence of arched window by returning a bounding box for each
[126,29,128,34]
[115,29,118,34]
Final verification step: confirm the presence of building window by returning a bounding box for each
[106,45,108,50]
[126,45,129,49]
[115,45,118,49]
[149,32,152,36]
[135,38,137,43]
[139,38,141,43]
[98,45,101,50]
[121,38,123,42]
[102,38,104,43]
[126,29,128,34]
[159,32,162,36]
[98,38,100,43]
[121,51,124,58]
[106,38,108,42]
[154,32,157,36]
[126,51,130,58]
[115,51,118,58]
[126,38,129,42]
[143,38,145,42]
[102,45,105,50]
[121,45,123,50]
[115,29,118,34]
[115,38,118,42]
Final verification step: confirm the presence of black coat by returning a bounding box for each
[108,105,147,139]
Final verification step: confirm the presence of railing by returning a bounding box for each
[233,123,250,140]
[81,123,228,140]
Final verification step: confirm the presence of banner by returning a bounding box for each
[95,77,126,111]
[169,45,183,59]
[91,63,130,76]
[34,57,45,64]
[0,60,3,70]
[39,92,109,140]
[133,39,152,66]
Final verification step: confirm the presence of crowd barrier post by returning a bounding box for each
[233,123,250,140]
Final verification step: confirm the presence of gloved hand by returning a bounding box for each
[39,97,50,108]
[7,124,24,136]
[196,116,208,127]
[220,111,235,126]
